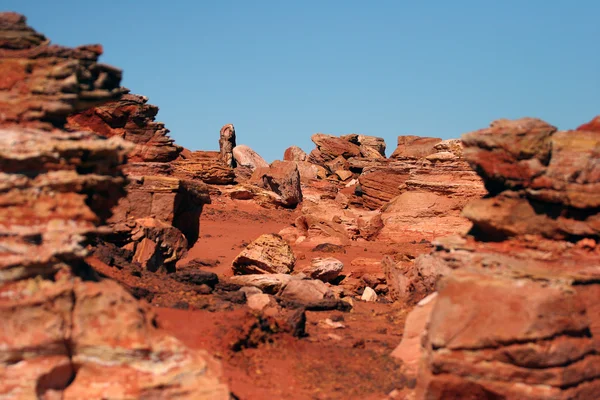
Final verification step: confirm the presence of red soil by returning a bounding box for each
[150,197,433,399]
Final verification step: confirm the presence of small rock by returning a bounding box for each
[247,293,275,311]
[279,279,334,303]
[229,274,293,294]
[311,243,346,254]
[301,257,344,283]
[318,318,345,329]
[361,287,378,302]
[239,286,263,297]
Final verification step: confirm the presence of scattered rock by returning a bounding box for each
[172,269,219,287]
[361,287,378,302]
[279,279,334,303]
[311,243,346,254]
[232,234,296,275]
[247,293,277,311]
[300,257,344,282]
[228,274,293,294]
[360,286,377,301]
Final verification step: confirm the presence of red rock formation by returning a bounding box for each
[408,118,600,399]
[0,13,228,398]
[66,86,237,272]
[577,115,600,133]
[66,90,182,162]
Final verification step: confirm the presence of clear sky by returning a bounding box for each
[5,1,599,161]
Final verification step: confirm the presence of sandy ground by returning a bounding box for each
[96,196,432,399]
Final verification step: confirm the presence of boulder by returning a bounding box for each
[233,144,269,171]
[249,160,303,207]
[219,123,236,167]
[283,145,308,161]
[228,274,293,294]
[358,134,386,158]
[300,257,344,282]
[279,279,334,303]
[412,118,600,400]
[361,287,378,302]
[232,234,296,274]
[308,133,361,165]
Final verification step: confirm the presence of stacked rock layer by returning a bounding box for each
[0,12,228,399]
[413,118,600,399]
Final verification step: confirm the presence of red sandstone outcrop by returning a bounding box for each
[66,86,236,272]
[66,90,182,162]
[0,13,228,398]
[577,115,600,133]
[399,118,600,399]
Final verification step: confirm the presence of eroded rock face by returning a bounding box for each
[67,88,218,272]
[411,118,600,400]
[0,13,228,398]
[66,90,182,162]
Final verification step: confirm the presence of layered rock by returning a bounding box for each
[0,12,227,398]
[409,118,600,399]
[360,139,485,239]
[66,78,229,272]
[390,135,441,159]
[66,90,182,162]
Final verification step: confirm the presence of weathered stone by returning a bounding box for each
[67,90,182,162]
[249,160,303,207]
[361,286,378,302]
[228,274,293,294]
[232,234,296,274]
[0,13,228,398]
[279,279,334,303]
[300,257,344,282]
[233,144,269,171]
[283,145,307,161]
[219,123,236,167]
[390,136,442,159]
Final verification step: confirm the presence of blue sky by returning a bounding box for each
[6,1,599,161]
